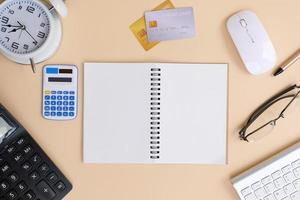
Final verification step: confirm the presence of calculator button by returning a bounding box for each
[1,163,11,174]
[45,96,50,100]
[7,145,16,154]
[44,101,50,105]
[24,190,35,200]
[31,154,41,165]
[63,91,68,94]
[70,96,75,100]
[51,106,56,111]
[0,180,9,191]
[13,153,23,163]
[44,112,50,117]
[57,107,62,111]
[56,181,66,191]
[63,112,68,116]
[63,102,68,106]
[69,107,74,111]
[63,107,68,111]
[44,106,50,111]
[51,96,56,100]
[21,162,32,172]
[51,91,56,94]
[51,101,56,106]
[16,181,27,193]
[38,163,50,175]
[36,181,56,199]
[47,172,58,184]
[6,190,17,200]
[17,138,25,146]
[63,96,68,100]
[29,171,40,182]
[57,112,62,117]
[69,112,75,117]
[8,173,19,183]
[57,96,62,100]
[57,101,62,106]
[70,91,75,95]
[51,112,56,116]
[44,90,51,95]
[23,145,32,155]
[69,101,75,106]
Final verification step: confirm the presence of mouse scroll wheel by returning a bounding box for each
[240,19,248,28]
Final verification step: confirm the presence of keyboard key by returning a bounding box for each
[282,165,292,174]
[293,167,300,178]
[291,191,300,200]
[262,176,272,185]
[16,182,27,193]
[1,163,11,174]
[57,96,62,100]
[6,190,17,200]
[57,101,62,106]
[44,106,50,111]
[7,145,16,154]
[29,171,40,182]
[293,179,300,190]
[0,181,9,191]
[69,101,75,106]
[51,91,56,94]
[44,112,50,116]
[63,107,68,111]
[57,112,62,116]
[70,96,75,100]
[56,181,66,191]
[21,162,32,172]
[36,181,56,199]
[264,194,275,200]
[23,145,33,155]
[264,182,276,194]
[16,138,25,146]
[284,172,295,183]
[51,106,56,111]
[31,154,41,165]
[47,172,58,184]
[51,112,56,116]
[63,112,68,116]
[63,91,68,94]
[292,160,300,168]
[274,177,286,188]
[57,91,62,94]
[274,189,286,200]
[51,101,56,105]
[45,95,50,100]
[69,112,75,117]
[70,91,75,95]
[24,190,35,200]
[8,172,19,183]
[244,193,256,200]
[51,96,56,100]
[39,163,50,175]
[63,101,68,106]
[272,170,281,179]
[63,96,68,100]
[69,107,75,111]
[254,187,267,199]
[283,183,296,195]
[45,101,50,106]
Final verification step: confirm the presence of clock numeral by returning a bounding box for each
[9,10,14,15]
[38,13,41,18]
[40,23,45,28]
[26,6,35,14]
[1,16,9,24]
[37,31,45,38]
[11,42,19,49]
[23,44,29,50]
[1,27,7,33]
[33,41,38,46]
[4,37,9,42]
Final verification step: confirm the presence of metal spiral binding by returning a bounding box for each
[150,68,161,159]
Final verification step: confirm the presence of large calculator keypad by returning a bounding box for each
[43,90,76,118]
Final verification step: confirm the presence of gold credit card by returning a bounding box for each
[130,0,175,51]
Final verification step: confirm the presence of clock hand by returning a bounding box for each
[8,27,22,33]
[24,28,37,43]
[2,24,22,28]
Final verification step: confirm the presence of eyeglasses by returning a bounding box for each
[239,85,300,142]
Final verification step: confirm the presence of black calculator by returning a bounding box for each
[0,104,72,200]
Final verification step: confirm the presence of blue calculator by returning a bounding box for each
[42,65,78,120]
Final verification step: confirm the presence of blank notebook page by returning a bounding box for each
[84,63,228,164]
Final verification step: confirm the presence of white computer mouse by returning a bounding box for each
[227,10,277,75]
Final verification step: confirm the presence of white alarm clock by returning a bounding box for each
[0,0,67,72]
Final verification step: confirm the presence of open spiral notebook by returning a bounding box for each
[83,63,228,164]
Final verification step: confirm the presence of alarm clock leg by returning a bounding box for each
[30,58,36,73]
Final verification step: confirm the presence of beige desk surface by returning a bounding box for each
[0,0,300,199]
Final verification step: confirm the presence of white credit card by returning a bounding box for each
[145,7,196,42]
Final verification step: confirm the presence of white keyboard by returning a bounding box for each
[232,142,300,200]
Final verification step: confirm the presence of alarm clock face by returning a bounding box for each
[0,0,51,54]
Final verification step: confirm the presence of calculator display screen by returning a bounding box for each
[48,77,72,82]
[59,69,73,74]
